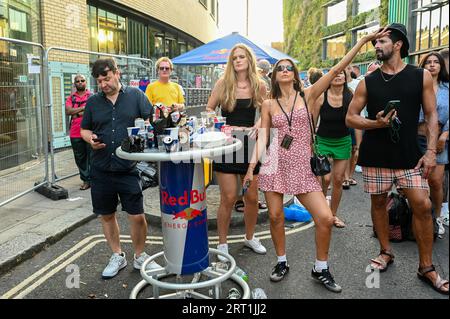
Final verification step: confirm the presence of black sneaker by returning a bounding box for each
[270,262,289,282]
[311,267,342,293]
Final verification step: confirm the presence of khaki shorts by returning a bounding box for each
[362,167,429,194]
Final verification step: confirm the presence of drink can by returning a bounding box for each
[146,125,155,148]
[159,161,209,274]
[214,121,225,131]
[221,125,232,139]
[163,136,179,153]
[170,111,181,124]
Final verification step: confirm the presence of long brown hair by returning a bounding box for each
[217,43,264,111]
[270,59,302,99]
[419,52,449,83]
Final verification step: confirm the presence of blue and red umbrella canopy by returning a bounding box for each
[172,32,298,65]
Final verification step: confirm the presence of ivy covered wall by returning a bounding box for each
[284,0,390,70]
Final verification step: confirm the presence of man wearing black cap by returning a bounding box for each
[346,24,448,295]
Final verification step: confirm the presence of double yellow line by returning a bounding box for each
[2,221,313,299]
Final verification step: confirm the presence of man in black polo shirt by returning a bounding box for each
[346,24,448,295]
[81,58,160,279]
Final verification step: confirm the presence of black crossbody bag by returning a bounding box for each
[300,92,331,176]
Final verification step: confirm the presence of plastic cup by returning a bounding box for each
[164,127,179,140]
[157,134,168,152]
[127,127,140,136]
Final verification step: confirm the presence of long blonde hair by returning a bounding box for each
[218,43,264,112]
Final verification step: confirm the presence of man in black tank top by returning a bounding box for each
[346,24,448,295]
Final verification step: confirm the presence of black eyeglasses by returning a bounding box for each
[276,65,294,72]
[159,67,171,71]
[75,79,86,83]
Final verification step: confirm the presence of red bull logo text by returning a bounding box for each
[164,217,207,229]
[162,190,206,206]
[172,207,203,221]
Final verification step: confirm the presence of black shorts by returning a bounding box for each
[90,168,143,215]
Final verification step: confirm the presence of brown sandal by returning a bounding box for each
[417,265,449,295]
[370,249,395,272]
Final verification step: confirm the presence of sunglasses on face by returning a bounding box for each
[159,67,171,71]
[75,79,86,83]
[276,65,294,72]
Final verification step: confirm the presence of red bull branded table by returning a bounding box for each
[116,138,251,299]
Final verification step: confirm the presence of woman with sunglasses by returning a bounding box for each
[206,43,268,261]
[243,28,389,292]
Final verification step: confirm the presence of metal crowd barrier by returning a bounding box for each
[45,47,155,184]
[184,88,212,108]
[0,37,219,208]
[0,37,47,207]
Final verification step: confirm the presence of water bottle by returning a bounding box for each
[234,266,249,282]
[251,288,268,299]
[226,288,241,299]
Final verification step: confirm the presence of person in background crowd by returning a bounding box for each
[145,57,185,115]
[316,70,353,227]
[439,48,449,74]
[206,43,268,262]
[65,74,92,190]
[243,28,389,291]
[257,59,272,90]
[307,68,324,86]
[439,47,449,226]
[347,65,363,92]
[346,23,448,295]
[417,52,449,236]
[81,58,160,279]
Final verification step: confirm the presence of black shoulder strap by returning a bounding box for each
[300,91,316,146]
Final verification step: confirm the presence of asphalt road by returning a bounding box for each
[0,173,448,302]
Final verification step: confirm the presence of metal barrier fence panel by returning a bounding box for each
[0,38,46,207]
[184,88,212,108]
[46,48,155,183]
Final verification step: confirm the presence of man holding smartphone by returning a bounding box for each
[81,58,160,280]
[346,24,448,295]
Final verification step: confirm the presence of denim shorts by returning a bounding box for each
[90,168,143,215]
[417,135,449,165]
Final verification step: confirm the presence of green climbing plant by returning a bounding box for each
[284,0,390,70]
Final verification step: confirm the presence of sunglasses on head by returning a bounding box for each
[276,65,294,72]
[159,66,171,71]
[75,79,86,83]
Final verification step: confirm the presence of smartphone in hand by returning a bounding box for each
[92,137,103,143]
[382,100,400,118]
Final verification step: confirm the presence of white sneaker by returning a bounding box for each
[217,244,229,262]
[436,217,445,236]
[244,237,267,254]
[355,165,362,173]
[133,252,162,271]
[102,252,127,279]
[441,203,449,227]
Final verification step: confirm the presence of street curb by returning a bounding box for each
[0,213,96,277]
